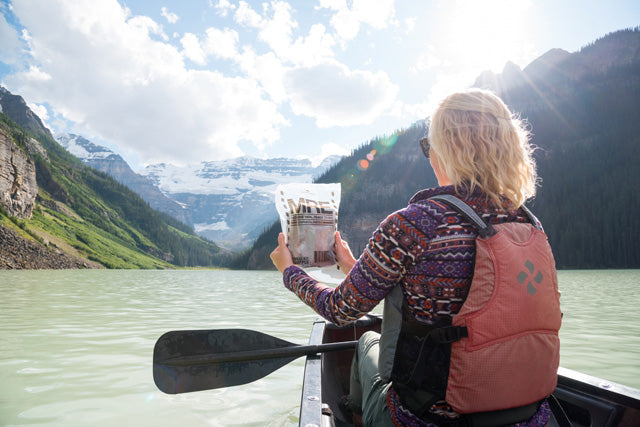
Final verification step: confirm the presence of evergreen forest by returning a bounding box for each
[0,112,232,269]
[240,28,640,270]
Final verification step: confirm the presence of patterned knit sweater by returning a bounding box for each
[282,185,551,426]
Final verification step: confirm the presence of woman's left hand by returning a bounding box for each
[335,231,356,274]
[270,232,294,273]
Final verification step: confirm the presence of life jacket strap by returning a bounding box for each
[429,195,496,238]
[399,316,468,344]
[429,194,544,235]
[430,325,468,343]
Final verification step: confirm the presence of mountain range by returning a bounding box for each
[0,87,229,269]
[56,133,340,249]
[1,27,638,270]
[240,27,640,270]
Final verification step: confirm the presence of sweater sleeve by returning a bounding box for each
[282,209,423,326]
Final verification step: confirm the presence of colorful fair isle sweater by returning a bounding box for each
[282,185,551,427]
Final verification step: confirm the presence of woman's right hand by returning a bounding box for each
[335,231,356,275]
[270,232,294,273]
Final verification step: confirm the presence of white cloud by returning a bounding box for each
[203,27,240,60]
[304,141,351,167]
[201,1,398,131]
[181,32,206,64]
[238,50,289,104]
[280,23,336,67]
[321,141,350,157]
[234,1,263,28]
[233,1,302,62]
[213,0,236,17]
[2,0,405,165]
[410,45,448,73]
[178,27,241,65]
[28,103,49,122]
[284,61,398,127]
[351,0,395,29]
[326,5,360,41]
[179,26,291,106]
[404,17,416,34]
[0,12,23,66]
[233,2,336,67]
[4,0,286,165]
[257,1,298,58]
[128,15,169,42]
[317,0,395,41]
[160,6,179,24]
[21,65,52,82]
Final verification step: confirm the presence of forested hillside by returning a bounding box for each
[240,28,640,270]
[495,29,640,268]
[0,109,231,269]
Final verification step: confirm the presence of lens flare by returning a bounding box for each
[373,134,398,156]
[357,159,370,170]
[342,171,358,192]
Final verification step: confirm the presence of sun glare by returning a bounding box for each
[440,0,535,73]
[415,0,537,110]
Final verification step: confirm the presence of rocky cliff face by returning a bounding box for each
[0,127,37,219]
[0,87,52,138]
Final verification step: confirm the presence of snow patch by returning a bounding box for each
[195,221,230,232]
[56,133,116,161]
[141,156,327,196]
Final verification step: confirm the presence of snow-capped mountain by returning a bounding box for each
[56,134,188,223]
[57,133,118,161]
[56,133,341,249]
[142,156,341,248]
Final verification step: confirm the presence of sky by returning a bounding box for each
[0,0,638,172]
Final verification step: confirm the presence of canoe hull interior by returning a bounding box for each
[299,315,640,427]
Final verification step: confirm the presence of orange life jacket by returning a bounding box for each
[391,195,562,419]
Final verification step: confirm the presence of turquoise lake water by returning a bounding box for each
[1,269,638,426]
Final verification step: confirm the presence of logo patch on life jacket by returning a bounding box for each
[517,260,542,296]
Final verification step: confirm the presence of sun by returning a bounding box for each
[440,0,535,73]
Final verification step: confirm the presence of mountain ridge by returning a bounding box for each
[0,92,231,269]
[55,132,341,249]
[241,27,640,270]
[56,133,189,224]
[140,155,342,249]
[474,28,640,95]
[1,27,638,270]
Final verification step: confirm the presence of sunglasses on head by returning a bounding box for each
[420,136,430,159]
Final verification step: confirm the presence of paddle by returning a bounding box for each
[153,328,357,394]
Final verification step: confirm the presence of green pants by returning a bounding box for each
[349,331,395,427]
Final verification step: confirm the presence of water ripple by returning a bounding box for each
[1,269,638,426]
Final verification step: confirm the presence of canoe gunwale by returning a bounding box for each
[299,318,326,427]
[298,316,640,427]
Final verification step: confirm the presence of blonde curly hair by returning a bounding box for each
[428,88,537,208]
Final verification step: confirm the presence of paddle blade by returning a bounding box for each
[153,329,298,394]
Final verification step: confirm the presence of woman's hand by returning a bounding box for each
[270,232,294,273]
[335,231,356,275]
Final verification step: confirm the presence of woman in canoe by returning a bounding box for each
[271,88,561,427]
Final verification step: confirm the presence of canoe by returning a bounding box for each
[298,315,640,427]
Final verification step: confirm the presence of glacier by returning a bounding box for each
[56,133,341,250]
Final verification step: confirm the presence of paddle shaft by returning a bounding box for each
[159,340,358,367]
